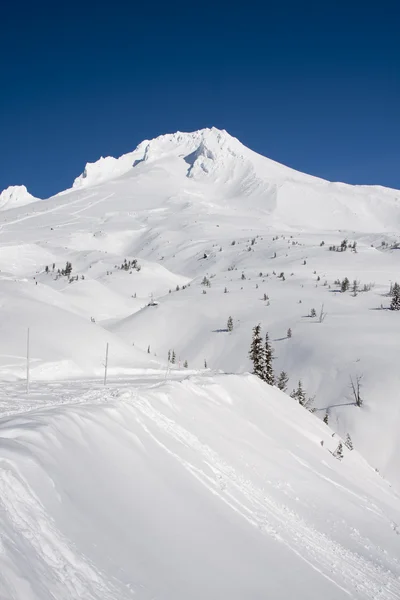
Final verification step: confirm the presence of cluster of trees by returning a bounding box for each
[248,324,275,385]
[328,239,357,252]
[118,258,141,272]
[248,325,317,412]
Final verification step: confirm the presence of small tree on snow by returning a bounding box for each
[341,277,350,292]
[349,374,363,407]
[277,371,289,392]
[287,328,292,338]
[290,380,306,406]
[323,412,329,425]
[204,359,207,368]
[227,316,234,332]
[249,324,264,380]
[147,345,150,354]
[390,282,400,310]
[171,350,176,364]
[333,442,343,460]
[183,360,188,368]
[345,433,353,450]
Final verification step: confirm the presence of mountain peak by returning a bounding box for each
[0,185,40,211]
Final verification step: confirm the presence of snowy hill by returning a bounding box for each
[1,127,400,597]
[1,374,400,600]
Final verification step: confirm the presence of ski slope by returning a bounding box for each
[1,374,400,600]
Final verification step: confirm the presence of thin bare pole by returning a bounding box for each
[26,328,30,395]
[104,342,109,386]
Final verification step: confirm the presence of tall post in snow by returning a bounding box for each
[26,328,30,395]
[104,342,109,386]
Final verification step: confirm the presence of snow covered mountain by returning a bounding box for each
[1,127,400,598]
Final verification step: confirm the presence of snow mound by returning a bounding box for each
[0,185,40,210]
[0,374,399,599]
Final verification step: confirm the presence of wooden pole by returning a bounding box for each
[26,328,30,395]
[104,342,109,386]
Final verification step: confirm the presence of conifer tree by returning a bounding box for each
[277,371,289,392]
[287,327,292,338]
[323,412,329,425]
[345,433,353,450]
[333,442,343,460]
[227,316,233,332]
[171,350,176,364]
[249,324,264,380]
[204,359,207,368]
[341,277,350,292]
[183,360,188,368]
[147,345,150,354]
[290,380,306,405]
[263,332,274,385]
[168,349,171,362]
[390,282,400,310]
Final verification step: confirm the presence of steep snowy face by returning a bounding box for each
[0,185,40,210]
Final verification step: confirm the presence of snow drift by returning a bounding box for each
[1,374,400,600]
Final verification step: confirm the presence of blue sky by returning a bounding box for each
[1,1,399,198]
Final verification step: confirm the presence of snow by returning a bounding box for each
[1,374,400,600]
[0,185,40,211]
[1,127,400,598]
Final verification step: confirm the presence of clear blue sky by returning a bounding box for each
[1,1,399,198]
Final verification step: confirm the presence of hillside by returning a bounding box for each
[1,374,400,599]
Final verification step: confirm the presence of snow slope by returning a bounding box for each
[1,374,400,600]
[1,128,400,483]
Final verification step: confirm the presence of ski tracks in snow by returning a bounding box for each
[0,462,131,600]
[131,391,400,600]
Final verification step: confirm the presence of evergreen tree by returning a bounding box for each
[227,316,233,332]
[249,324,264,380]
[323,412,329,425]
[263,332,274,385]
[277,371,289,392]
[147,345,150,354]
[204,359,207,368]
[287,327,292,338]
[345,433,353,450]
[171,350,176,364]
[333,442,343,460]
[390,282,400,310]
[168,349,171,362]
[183,360,188,368]
[351,279,358,296]
[341,277,350,292]
[290,380,306,405]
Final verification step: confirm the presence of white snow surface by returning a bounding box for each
[1,374,400,600]
[1,127,400,597]
[0,185,40,210]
